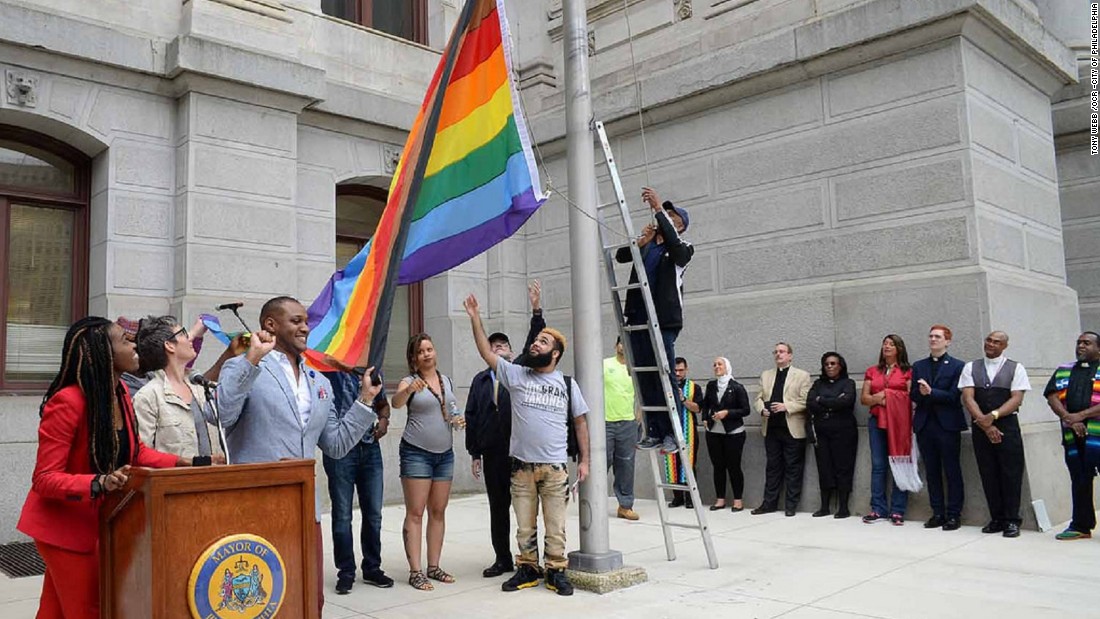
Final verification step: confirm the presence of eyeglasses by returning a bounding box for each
[171,326,189,341]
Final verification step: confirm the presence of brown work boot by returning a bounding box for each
[617,506,640,521]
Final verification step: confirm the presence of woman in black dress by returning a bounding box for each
[701,357,751,512]
[807,352,858,518]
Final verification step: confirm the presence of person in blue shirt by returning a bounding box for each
[322,369,392,594]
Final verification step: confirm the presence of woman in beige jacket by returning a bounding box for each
[132,316,225,464]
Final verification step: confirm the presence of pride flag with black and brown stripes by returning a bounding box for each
[306,0,545,370]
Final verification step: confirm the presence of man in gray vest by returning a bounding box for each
[958,331,1031,538]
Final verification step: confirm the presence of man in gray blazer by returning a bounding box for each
[216,295,381,614]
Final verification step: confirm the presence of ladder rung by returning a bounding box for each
[656,483,691,491]
[598,201,621,210]
[640,405,675,412]
[603,241,633,252]
[630,366,660,372]
[665,522,706,531]
[622,324,650,332]
[611,282,643,292]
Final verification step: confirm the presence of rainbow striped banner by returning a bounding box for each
[306,0,545,370]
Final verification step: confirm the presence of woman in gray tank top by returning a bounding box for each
[391,333,461,591]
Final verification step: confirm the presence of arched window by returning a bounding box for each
[336,184,423,383]
[0,125,90,392]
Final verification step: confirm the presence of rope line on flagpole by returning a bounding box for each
[509,9,633,243]
[620,0,652,188]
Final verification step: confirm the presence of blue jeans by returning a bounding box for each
[323,441,384,582]
[868,415,908,515]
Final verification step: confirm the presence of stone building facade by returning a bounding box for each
[0,0,1095,544]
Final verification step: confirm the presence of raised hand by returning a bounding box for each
[463,294,480,319]
[358,366,383,402]
[528,280,542,311]
[245,329,276,365]
[641,186,661,213]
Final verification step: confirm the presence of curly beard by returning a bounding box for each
[519,350,555,369]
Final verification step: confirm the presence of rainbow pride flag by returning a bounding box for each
[306,0,545,371]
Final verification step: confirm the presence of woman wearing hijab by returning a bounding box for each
[807,352,858,518]
[701,357,751,511]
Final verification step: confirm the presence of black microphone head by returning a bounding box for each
[216,302,244,311]
[189,373,216,388]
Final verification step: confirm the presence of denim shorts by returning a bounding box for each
[399,439,455,481]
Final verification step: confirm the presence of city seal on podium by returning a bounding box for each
[188,533,286,619]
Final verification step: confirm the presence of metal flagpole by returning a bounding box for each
[563,0,623,574]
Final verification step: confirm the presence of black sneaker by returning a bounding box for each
[637,437,662,450]
[502,564,542,592]
[335,577,353,595]
[363,570,394,588]
[545,568,574,596]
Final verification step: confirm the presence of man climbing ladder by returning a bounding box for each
[615,187,693,453]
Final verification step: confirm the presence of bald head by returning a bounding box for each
[983,331,1009,359]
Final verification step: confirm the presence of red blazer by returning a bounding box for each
[17,383,178,553]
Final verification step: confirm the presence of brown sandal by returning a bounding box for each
[408,570,433,591]
[426,565,455,583]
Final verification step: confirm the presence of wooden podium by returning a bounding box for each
[99,460,318,619]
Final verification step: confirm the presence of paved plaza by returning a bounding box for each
[2,494,1098,618]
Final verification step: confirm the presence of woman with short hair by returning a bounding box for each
[132,315,226,463]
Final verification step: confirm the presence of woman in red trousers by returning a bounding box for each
[18,317,188,618]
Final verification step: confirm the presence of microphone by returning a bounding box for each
[216,302,244,311]
[189,373,217,389]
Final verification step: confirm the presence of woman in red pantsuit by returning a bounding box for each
[18,317,187,618]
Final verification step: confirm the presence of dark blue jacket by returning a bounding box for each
[321,371,389,445]
[910,354,967,433]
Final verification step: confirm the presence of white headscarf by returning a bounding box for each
[715,357,733,393]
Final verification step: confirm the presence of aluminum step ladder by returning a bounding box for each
[593,120,718,569]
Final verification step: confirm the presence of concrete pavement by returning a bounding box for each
[2,495,1099,618]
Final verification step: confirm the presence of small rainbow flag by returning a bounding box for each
[306,0,545,371]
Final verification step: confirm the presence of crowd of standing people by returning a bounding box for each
[15,183,1100,617]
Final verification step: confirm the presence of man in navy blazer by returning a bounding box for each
[910,324,967,530]
[215,296,381,614]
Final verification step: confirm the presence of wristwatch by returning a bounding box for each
[90,475,104,499]
[991,410,1000,420]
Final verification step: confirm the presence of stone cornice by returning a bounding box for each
[529,0,1079,151]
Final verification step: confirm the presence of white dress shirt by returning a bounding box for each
[270,350,313,426]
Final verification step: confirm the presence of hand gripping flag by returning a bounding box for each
[306,0,546,372]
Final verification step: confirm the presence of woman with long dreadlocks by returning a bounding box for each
[18,317,186,618]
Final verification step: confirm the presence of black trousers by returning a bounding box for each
[916,420,964,518]
[762,423,806,511]
[972,415,1024,524]
[706,431,746,501]
[813,416,857,493]
[482,451,513,564]
[1064,437,1098,533]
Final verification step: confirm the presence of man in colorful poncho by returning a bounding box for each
[1044,331,1100,540]
[667,357,703,508]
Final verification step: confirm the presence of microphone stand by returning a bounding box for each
[202,382,231,465]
